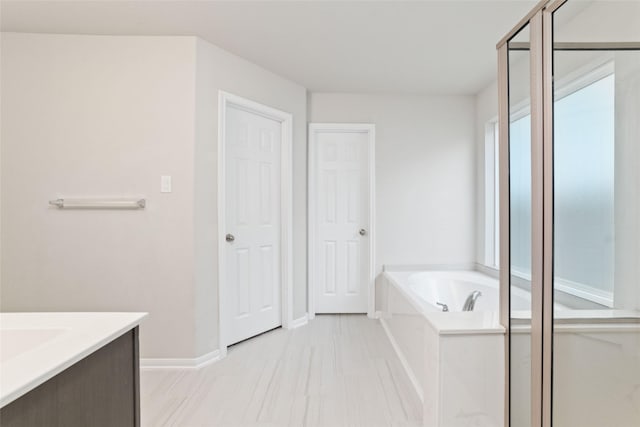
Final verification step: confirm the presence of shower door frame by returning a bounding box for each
[497,5,548,427]
[497,1,561,427]
[498,1,640,426]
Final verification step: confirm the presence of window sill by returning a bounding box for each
[511,268,613,308]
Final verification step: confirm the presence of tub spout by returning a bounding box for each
[462,291,482,311]
[436,302,449,312]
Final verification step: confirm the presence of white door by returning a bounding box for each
[311,125,373,314]
[225,104,281,345]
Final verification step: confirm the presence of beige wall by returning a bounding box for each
[308,93,476,275]
[0,33,198,358]
[0,32,308,359]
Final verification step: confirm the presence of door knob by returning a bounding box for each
[359,229,367,236]
[226,233,235,242]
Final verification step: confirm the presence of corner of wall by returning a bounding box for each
[194,36,220,357]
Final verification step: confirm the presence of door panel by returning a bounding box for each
[225,105,281,345]
[506,25,533,427]
[313,128,371,314]
[551,4,640,426]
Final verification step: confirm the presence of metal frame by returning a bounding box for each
[307,123,376,319]
[498,2,557,427]
[541,5,561,426]
[500,1,640,426]
[217,91,294,358]
[529,11,546,427]
[497,0,550,49]
[497,42,511,427]
[48,198,146,209]
[509,41,640,51]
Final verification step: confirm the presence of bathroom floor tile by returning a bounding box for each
[140,315,422,427]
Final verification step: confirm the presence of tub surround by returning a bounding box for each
[0,312,146,408]
[380,270,505,427]
[381,268,640,427]
[511,322,640,427]
[385,270,504,334]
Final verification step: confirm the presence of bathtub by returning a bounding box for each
[379,268,640,427]
[379,269,505,427]
[387,269,566,315]
[400,270,501,312]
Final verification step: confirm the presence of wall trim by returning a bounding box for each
[140,349,221,370]
[474,263,500,279]
[217,91,294,358]
[382,263,476,272]
[290,314,309,329]
[379,318,424,402]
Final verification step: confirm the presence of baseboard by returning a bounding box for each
[140,349,221,370]
[290,314,309,329]
[379,318,424,402]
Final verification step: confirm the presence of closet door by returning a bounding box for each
[309,124,374,316]
[224,104,282,345]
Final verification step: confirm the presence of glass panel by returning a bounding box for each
[508,24,532,427]
[552,1,640,426]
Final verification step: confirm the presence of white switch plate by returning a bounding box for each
[161,175,172,193]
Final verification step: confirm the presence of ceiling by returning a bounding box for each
[0,1,537,95]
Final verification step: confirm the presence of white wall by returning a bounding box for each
[0,32,308,359]
[309,93,476,277]
[1,33,198,358]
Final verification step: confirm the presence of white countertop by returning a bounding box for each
[0,312,147,408]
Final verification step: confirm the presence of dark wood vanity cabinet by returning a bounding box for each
[0,328,140,427]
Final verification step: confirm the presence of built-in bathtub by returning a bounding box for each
[379,268,640,427]
[379,269,505,427]
[401,270,501,312]
[390,269,559,313]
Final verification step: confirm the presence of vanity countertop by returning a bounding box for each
[0,312,147,408]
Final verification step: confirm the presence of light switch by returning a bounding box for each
[161,175,172,193]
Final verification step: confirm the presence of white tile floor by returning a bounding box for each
[140,314,422,427]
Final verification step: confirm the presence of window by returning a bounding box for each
[554,70,615,306]
[485,63,615,306]
[483,120,500,268]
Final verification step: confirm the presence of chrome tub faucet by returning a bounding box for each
[462,291,482,311]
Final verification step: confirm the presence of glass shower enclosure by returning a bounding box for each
[497,1,640,426]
